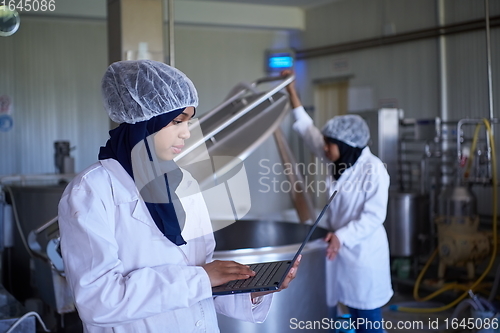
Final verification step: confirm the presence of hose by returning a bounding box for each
[451,299,481,319]
[488,261,500,302]
[393,119,497,313]
[5,311,51,333]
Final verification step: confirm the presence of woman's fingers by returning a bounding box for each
[280,254,301,290]
[202,260,255,287]
[325,233,341,260]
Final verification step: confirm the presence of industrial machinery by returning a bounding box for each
[435,185,490,280]
[378,115,496,274]
[1,74,328,333]
[379,115,499,315]
[384,1,499,316]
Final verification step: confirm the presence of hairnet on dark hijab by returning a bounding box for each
[102,60,198,124]
[321,114,370,148]
[99,60,197,246]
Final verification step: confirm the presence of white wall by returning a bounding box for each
[173,25,289,114]
[173,25,294,218]
[0,17,109,175]
[0,15,296,219]
[6,0,497,219]
[290,0,500,215]
[293,0,500,119]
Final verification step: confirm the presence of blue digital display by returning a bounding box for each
[268,56,294,69]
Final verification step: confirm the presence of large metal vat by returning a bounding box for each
[3,183,67,305]
[213,220,328,333]
[385,191,429,257]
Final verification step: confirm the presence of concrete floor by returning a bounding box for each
[38,282,497,332]
[383,292,457,333]
[382,289,500,333]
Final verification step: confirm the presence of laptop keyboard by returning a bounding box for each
[222,261,285,290]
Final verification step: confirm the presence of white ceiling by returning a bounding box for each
[178,0,342,9]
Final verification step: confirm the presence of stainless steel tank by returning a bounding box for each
[385,191,429,257]
[213,220,328,333]
[4,183,67,305]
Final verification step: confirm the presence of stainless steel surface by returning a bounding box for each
[213,220,327,333]
[438,0,449,122]
[413,118,440,142]
[176,76,293,189]
[385,191,429,257]
[168,0,175,67]
[354,109,402,189]
[175,75,293,161]
[3,184,70,313]
[27,216,65,275]
[485,0,494,130]
[54,141,70,174]
[456,118,499,184]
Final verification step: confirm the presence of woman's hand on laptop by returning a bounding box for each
[250,254,302,299]
[202,260,256,287]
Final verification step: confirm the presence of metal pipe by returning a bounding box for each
[168,0,175,67]
[456,118,500,181]
[485,0,494,130]
[196,89,249,126]
[174,75,295,161]
[32,216,58,236]
[438,0,448,122]
[0,174,74,186]
[420,155,427,195]
[295,15,500,60]
[438,0,451,187]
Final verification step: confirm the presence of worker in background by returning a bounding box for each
[58,60,300,333]
[283,70,392,333]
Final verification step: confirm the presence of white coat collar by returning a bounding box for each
[99,159,158,228]
[100,158,141,205]
[100,158,197,203]
[358,146,372,162]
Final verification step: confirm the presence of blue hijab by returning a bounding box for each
[98,109,187,246]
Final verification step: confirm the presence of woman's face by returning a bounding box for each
[323,137,340,162]
[154,107,195,161]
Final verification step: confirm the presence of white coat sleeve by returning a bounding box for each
[213,294,272,323]
[291,106,328,160]
[334,170,390,249]
[58,182,213,327]
[203,223,273,323]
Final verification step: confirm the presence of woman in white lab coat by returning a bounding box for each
[58,60,299,333]
[284,73,392,333]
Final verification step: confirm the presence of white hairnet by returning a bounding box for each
[102,60,198,124]
[321,114,370,148]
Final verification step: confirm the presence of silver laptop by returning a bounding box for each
[212,191,337,296]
